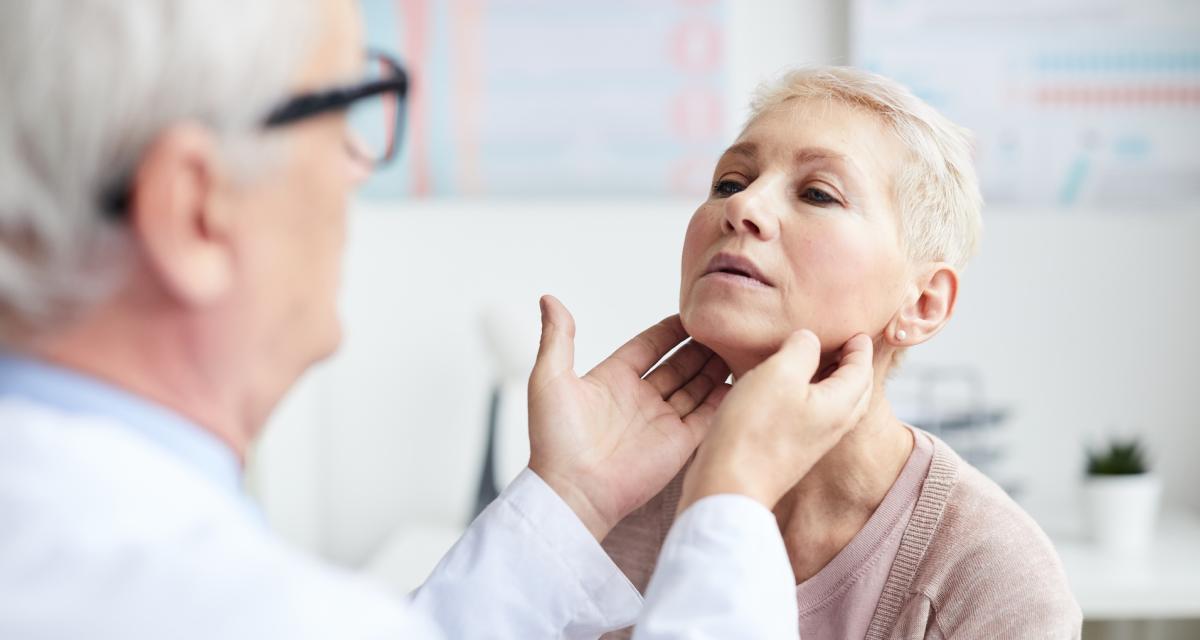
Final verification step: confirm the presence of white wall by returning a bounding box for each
[726,0,850,128]
[906,209,1200,527]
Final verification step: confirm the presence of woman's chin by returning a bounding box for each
[681,306,782,364]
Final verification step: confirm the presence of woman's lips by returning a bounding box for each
[703,252,774,287]
[702,271,773,289]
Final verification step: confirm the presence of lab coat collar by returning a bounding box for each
[0,352,246,503]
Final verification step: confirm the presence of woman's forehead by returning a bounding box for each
[735,98,902,164]
[729,99,905,194]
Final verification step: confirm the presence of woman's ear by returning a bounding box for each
[886,264,959,347]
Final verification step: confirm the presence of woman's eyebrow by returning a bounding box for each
[794,146,849,166]
[720,141,758,162]
[717,143,865,184]
[793,146,868,184]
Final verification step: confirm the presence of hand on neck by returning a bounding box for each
[715,339,914,584]
[772,395,914,583]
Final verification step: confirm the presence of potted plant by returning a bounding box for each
[1083,438,1162,553]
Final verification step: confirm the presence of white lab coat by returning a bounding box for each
[0,393,798,639]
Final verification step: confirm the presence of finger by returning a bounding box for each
[839,334,877,419]
[666,353,730,417]
[680,381,732,444]
[601,314,689,378]
[812,334,874,405]
[530,295,576,386]
[643,339,713,399]
[759,329,822,385]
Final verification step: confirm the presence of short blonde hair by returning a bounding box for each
[748,67,983,270]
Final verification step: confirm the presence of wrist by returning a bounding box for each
[529,466,614,542]
[678,452,779,515]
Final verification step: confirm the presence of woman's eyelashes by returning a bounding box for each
[712,178,746,197]
[801,186,841,206]
[711,175,843,208]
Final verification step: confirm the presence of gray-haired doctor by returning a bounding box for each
[0,2,874,638]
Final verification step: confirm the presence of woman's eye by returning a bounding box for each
[801,187,838,205]
[712,180,746,197]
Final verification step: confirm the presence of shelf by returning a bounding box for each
[1051,510,1200,620]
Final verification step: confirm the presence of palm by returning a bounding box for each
[528,296,729,537]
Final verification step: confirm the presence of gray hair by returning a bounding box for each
[0,1,319,335]
[748,67,983,271]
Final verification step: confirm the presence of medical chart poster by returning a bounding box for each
[359,0,729,199]
[852,0,1200,208]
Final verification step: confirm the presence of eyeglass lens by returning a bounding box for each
[346,56,403,166]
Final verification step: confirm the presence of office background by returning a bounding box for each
[247,1,1200,638]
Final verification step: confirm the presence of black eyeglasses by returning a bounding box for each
[103,49,409,218]
[264,49,408,167]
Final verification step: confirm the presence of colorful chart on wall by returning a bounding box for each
[359,0,728,199]
[852,0,1200,207]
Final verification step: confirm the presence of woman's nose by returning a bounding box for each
[722,181,780,240]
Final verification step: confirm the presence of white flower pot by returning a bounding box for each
[1083,473,1162,553]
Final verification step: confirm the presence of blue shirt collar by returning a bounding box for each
[0,352,246,501]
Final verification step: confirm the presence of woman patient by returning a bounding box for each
[603,67,1080,639]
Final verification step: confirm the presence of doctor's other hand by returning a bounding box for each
[679,330,875,513]
[527,295,731,542]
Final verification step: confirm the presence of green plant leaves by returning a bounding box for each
[1086,439,1148,475]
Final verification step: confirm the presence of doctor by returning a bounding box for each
[0,1,874,638]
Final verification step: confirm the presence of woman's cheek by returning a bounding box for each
[680,209,713,279]
[781,231,879,337]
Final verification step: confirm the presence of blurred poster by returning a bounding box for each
[360,0,728,198]
[852,0,1200,207]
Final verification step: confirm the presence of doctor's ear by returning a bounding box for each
[129,122,237,308]
[886,264,959,347]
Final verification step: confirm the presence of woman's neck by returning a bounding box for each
[771,394,913,584]
[718,340,912,583]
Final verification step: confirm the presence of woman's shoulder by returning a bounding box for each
[900,436,1081,637]
[927,440,1059,569]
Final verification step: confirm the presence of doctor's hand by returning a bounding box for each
[527,295,730,542]
[678,330,875,513]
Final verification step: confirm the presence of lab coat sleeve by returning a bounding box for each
[408,468,643,639]
[632,494,800,640]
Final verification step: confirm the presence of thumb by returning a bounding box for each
[763,328,822,385]
[531,294,576,385]
[816,334,874,399]
[811,333,875,425]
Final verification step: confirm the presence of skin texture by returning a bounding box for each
[680,99,913,373]
[529,296,731,541]
[675,98,961,583]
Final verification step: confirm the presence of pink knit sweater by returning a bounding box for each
[601,432,1082,639]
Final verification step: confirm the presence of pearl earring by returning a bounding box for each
[896,329,908,341]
